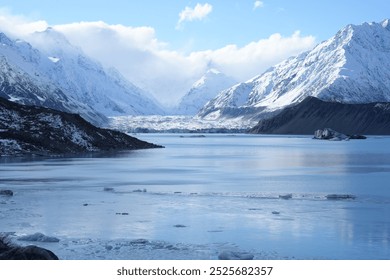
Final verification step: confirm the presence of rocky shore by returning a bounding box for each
[0,97,163,156]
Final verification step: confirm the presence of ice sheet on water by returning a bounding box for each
[2,134,390,260]
[115,188,357,202]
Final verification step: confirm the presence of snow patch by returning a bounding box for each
[48,56,60,63]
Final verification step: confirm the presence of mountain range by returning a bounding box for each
[0,28,164,126]
[2,19,390,135]
[198,20,390,122]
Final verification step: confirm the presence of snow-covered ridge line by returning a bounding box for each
[198,19,390,121]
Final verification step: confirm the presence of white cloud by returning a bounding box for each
[56,25,315,105]
[0,10,316,106]
[176,3,213,29]
[253,1,264,10]
[189,31,315,82]
[54,21,200,105]
[0,8,48,37]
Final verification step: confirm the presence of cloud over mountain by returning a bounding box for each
[0,9,316,106]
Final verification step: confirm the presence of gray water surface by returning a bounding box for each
[1,134,389,259]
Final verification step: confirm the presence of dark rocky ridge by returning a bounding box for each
[249,97,390,135]
[0,97,162,156]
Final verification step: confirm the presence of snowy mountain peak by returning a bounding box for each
[198,20,390,121]
[192,68,228,88]
[30,27,82,58]
[35,27,72,46]
[176,69,237,115]
[206,68,222,75]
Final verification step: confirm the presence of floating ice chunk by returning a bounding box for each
[0,190,13,196]
[17,232,60,243]
[314,128,348,141]
[326,194,356,200]
[173,224,187,228]
[218,251,254,260]
[279,194,292,199]
[129,239,149,245]
[132,189,147,193]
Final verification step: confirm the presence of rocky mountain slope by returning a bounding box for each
[0,97,161,156]
[199,20,390,121]
[249,97,390,135]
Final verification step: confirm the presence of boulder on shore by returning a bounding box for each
[0,237,59,260]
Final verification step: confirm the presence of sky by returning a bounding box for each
[0,0,389,106]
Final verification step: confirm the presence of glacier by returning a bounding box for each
[109,115,256,133]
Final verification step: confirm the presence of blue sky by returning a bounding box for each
[0,0,389,104]
[2,0,389,51]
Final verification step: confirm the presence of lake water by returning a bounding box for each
[1,134,390,259]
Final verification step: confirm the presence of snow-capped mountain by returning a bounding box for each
[0,29,164,126]
[175,69,237,115]
[27,28,165,116]
[0,32,107,125]
[198,19,390,120]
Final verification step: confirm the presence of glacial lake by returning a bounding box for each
[1,134,390,259]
